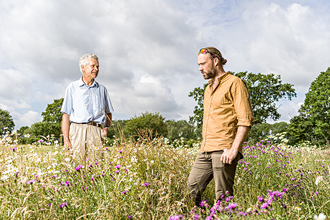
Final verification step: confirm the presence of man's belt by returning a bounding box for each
[72,121,102,128]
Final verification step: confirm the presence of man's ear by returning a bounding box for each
[214,57,219,66]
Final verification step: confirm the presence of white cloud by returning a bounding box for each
[13,110,41,128]
[0,0,330,129]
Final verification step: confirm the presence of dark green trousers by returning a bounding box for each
[187,150,241,206]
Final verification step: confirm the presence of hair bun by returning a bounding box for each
[222,58,227,65]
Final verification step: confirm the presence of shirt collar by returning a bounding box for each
[78,77,99,88]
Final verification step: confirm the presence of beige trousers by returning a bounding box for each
[187,151,241,206]
[69,123,105,161]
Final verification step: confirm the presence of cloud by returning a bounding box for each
[13,110,41,129]
[1,0,330,128]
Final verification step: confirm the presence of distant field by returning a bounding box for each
[0,134,329,219]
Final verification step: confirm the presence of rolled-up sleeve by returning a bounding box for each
[232,79,255,127]
[61,84,73,115]
[104,87,114,113]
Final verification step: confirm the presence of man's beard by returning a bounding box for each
[203,66,217,79]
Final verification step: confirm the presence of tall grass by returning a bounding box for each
[0,130,329,219]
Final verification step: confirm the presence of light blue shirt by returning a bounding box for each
[61,78,114,124]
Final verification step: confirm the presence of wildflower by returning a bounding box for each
[315,176,323,185]
[59,202,68,208]
[144,182,149,186]
[127,215,132,219]
[75,165,83,171]
[65,181,70,186]
[119,150,123,153]
[192,214,200,220]
[315,191,318,195]
[122,190,128,194]
[314,213,326,220]
[115,164,121,169]
[225,203,237,210]
[38,139,44,143]
[199,199,207,207]
[115,170,120,173]
[64,158,70,162]
[26,179,35,184]
[169,215,183,220]
[261,202,269,209]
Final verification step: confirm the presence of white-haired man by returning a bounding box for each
[61,53,113,160]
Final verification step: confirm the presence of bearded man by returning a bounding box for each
[187,47,254,205]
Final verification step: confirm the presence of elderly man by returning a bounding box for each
[187,47,254,206]
[61,53,114,160]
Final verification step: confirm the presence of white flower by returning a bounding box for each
[314,213,326,220]
[1,175,9,181]
[315,176,323,185]
[64,158,70,162]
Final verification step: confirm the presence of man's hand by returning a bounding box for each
[102,127,109,138]
[64,140,73,150]
[221,148,238,164]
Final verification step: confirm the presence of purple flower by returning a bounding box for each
[115,170,120,173]
[315,191,318,195]
[192,214,200,220]
[199,199,207,207]
[169,215,183,220]
[115,164,121,169]
[122,190,127,194]
[51,175,57,178]
[225,203,237,210]
[260,202,269,209]
[127,215,132,219]
[75,165,83,171]
[257,196,264,202]
[119,150,123,153]
[144,182,149,186]
[26,179,35,184]
[38,139,44,143]
[65,181,70,186]
[59,202,68,208]
[282,188,288,192]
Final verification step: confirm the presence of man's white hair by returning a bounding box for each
[79,53,99,74]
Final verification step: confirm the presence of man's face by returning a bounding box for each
[198,54,217,80]
[82,58,99,79]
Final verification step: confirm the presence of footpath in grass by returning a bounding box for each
[0,132,329,219]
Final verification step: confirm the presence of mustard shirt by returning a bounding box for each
[200,72,255,153]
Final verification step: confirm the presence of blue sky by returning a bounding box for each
[0,0,329,129]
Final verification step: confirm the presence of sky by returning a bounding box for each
[0,0,329,129]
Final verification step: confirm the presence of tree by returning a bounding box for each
[166,119,197,141]
[189,72,296,137]
[123,112,167,139]
[42,98,64,123]
[287,68,330,145]
[0,109,15,135]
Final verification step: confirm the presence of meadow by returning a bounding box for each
[0,131,329,220]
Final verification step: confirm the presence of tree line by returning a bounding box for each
[1,67,329,146]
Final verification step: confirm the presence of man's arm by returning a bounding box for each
[62,113,72,150]
[221,126,250,164]
[101,112,112,137]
